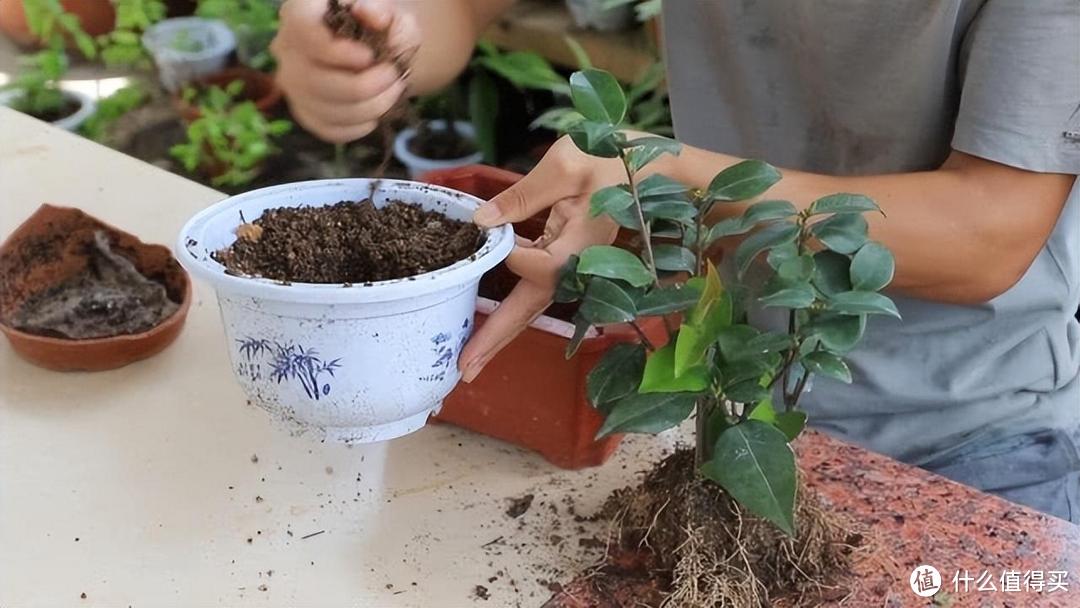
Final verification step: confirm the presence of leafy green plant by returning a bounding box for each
[21,0,97,56]
[170,82,292,187]
[97,0,166,68]
[196,0,280,71]
[556,68,897,534]
[80,83,149,141]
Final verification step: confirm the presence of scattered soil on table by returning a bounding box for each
[215,200,484,283]
[407,121,478,160]
[506,493,535,518]
[473,584,491,601]
[559,449,858,607]
[10,231,179,339]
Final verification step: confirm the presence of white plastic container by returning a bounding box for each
[393,120,484,179]
[143,17,237,93]
[177,179,514,443]
[565,0,635,31]
[0,88,95,132]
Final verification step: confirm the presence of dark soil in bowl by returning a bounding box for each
[26,98,79,123]
[9,231,179,339]
[407,121,478,160]
[215,200,484,283]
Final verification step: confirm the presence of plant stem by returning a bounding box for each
[629,321,656,351]
[694,398,711,467]
[618,152,659,288]
[333,143,347,177]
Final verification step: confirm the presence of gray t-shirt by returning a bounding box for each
[663,1,1080,475]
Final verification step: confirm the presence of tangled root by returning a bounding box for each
[598,450,860,608]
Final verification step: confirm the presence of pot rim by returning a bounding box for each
[142,17,236,62]
[0,88,96,132]
[176,178,515,304]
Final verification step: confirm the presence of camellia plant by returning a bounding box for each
[170,81,292,187]
[555,68,898,534]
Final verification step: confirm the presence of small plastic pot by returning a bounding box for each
[176,179,514,443]
[0,88,97,133]
[0,205,192,372]
[173,66,282,122]
[393,120,484,179]
[565,0,636,32]
[143,17,237,93]
[422,165,664,469]
[0,0,115,48]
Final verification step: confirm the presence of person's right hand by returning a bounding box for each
[272,0,420,143]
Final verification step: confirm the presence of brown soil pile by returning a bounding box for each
[11,231,179,339]
[215,200,484,284]
[594,450,858,607]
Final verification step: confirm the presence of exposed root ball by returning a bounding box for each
[600,450,858,607]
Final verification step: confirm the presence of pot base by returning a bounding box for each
[329,408,435,444]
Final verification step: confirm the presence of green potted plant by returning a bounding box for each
[195,0,280,72]
[0,0,114,48]
[546,68,897,599]
[79,82,149,143]
[169,81,292,187]
[96,0,167,69]
[142,15,236,92]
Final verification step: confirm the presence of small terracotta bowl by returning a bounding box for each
[0,205,192,371]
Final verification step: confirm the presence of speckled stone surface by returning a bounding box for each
[546,431,1080,607]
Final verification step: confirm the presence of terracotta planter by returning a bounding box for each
[174,67,282,122]
[422,165,665,469]
[0,0,115,48]
[0,205,192,371]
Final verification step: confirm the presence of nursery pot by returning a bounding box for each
[0,88,96,133]
[393,120,484,179]
[173,66,282,122]
[176,179,514,443]
[0,0,115,48]
[423,166,665,469]
[565,0,636,32]
[143,17,236,93]
[0,205,192,372]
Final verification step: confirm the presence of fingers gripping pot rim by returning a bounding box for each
[176,179,514,443]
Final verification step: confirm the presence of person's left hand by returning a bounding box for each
[458,136,628,382]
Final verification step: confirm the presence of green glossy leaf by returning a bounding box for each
[579,278,638,324]
[758,277,816,309]
[766,242,799,270]
[827,291,901,319]
[554,255,586,303]
[578,246,653,287]
[624,136,681,173]
[701,421,797,535]
[775,411,807,441]
[569,68,627,124]
[777,255,815,282]
[849,241,895,292]
[641,343,711,392]
[802,351,852,384]
[734,222,799,278]
[530,107,585,133]
[810,213,868,255]
[590,185,634,218]
[716,324,760,361]
[673,323,708,377]
[597,392,698,437]
[653,244,696,272]
[641,199,696,224]
[748,398,778,424]
[638,173,689,199]
[637,283,703,316]
[476,51,568,93]
[745,332,795,356]
[566,314,591,358]
[812,251,852,296]
[706,160,782,202]
[741,199,798,227]
[805,313,867,352]
[587,343,647,410]
[808,193,881,216]
[725,379,770,404]
[568,120,621,157]
[707,217,750,243]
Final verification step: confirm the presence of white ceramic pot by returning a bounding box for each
[143,17,236,93]
[393,120,484,179]
[566,0,635,31]
[177,179,514,443]
[0,88,96,132]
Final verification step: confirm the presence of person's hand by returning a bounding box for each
[271,0,420,143]
[459,136,629,382]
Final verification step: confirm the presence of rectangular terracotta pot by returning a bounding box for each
[422,166,665,469]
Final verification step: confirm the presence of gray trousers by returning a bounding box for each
[920,428,1080,524]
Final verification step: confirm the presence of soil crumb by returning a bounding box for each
[11,231,179,339]
[506,493,535,519]
[215,200,484,284]
[473,585,490,601]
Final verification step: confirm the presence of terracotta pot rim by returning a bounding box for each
[0,203,193,354]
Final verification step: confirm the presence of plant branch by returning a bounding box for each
[618,151,659,288]
[628,320,656,351]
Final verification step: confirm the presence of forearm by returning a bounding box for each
[398,0,512,95]
[658,145,1073,304]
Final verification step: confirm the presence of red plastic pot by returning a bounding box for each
[422,165,665,469]
[0,0,115,48]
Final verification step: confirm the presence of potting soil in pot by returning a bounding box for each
[11,231,179,339]
[407,122,478,160]
[215,200,484,283]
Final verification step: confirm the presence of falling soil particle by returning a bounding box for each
[250,454,259,463]
[258,584,267,592]
[10,231,178,339]
[473,585,490,601]
[254,496,263,503]
[215,200,483,284]
[505,494,534,519]
[325,466,334,475]
[79,593,86,600]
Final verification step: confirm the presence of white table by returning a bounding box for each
[0,108,674,608]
